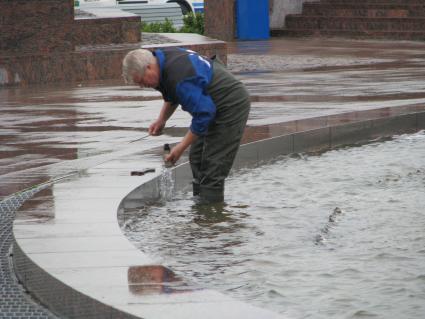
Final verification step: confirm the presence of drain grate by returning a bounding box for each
[0,184,59,319]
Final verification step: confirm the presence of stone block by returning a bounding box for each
[370,113,417,138]
[0,0,226,86]
[0,0,74,25]
[74,17,141,46]
[293,127,331,154]
[0,23,74,54]
[232,141,260,170]
[204,0,235,41]
[258,134,294,163]
[331,120,374,148]
[417,111,425,130]
[0,0,74,54]
[283,0,425,41]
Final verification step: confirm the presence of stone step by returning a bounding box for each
[274,28,425,41]
[320,0,425,4]
[282,0,425,41]
[303,3,425,18]
[286,16,425,32]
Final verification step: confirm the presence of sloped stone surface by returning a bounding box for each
[281,0,425,40]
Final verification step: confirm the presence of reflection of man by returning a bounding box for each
[128,265,191,295]
[122,48,250,203]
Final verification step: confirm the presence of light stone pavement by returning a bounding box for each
[0,32,179,319]
[2,36,425,318]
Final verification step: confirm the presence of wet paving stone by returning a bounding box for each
[1,37,425,318]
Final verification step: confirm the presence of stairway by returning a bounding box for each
[277,0,425,41]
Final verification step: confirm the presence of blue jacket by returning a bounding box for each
[154,47,216,136]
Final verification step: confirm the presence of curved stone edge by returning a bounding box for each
[12,175,286,319]
[0,183,59,319]
[12,240,142,319]
[233,112,425,169]
[12,110,425,319]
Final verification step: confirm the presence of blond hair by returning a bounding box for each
[122,49,156,84]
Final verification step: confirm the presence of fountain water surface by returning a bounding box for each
[123,131,425,319]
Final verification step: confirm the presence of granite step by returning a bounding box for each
[274,28,425,41]
[282,0,425,41]
[303,3,425,18]
[319,0,425,4]
[286,16,425,32]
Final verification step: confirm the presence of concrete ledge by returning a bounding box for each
[12,108,425,319]
[13,162,284,319]
[331,120,374,148]
[293,126,331,153]
[418,112,425,129]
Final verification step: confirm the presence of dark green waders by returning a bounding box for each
[189,60,251,203]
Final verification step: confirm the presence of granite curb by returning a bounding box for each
[0,185,59,319]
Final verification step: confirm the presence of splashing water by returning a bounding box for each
[159,166,174,202]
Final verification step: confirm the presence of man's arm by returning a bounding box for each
[149,101,178,135]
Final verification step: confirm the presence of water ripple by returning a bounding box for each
[123,131,425,319]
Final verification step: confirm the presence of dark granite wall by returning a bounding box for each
[0,0,75,54]
[0,0,142,86]
[204,0,235,42]
[0,42,226,85]
[74,16,141,46]
[0,0,225,86]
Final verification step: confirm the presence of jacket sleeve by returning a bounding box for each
[176,79,216,136]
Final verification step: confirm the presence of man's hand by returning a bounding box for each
[165,143,185,165]
[149,119,165,136]
[149,102,178,136]
[164,130,198,165]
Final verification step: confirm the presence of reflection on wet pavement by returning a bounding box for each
[1,38,425,200]
[227,37,425,71]
[0,84,188,199]
[128,265,197,296]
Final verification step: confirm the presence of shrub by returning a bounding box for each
[180,13,204,35]
[141,18,177,33]
[161,18,178,33]
[141,13,204,35]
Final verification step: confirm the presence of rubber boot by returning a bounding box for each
[199,185,224,204]
[193,182,200,196]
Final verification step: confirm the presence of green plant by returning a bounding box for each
[141,13,205,35]
[180,13,204,35]
[141,18,177,33]
[161,18,178,33]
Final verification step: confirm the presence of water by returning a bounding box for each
[159,167,174,202]
[122,131,425,319]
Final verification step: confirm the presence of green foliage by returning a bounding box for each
[141,18,177,33]
[141,13,204,35]
[180,13,204,35]
[162,18,178,33]
[141,21,161,33]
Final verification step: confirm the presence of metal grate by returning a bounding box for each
[0,185,59,319]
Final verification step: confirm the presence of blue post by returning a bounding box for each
[236,0,270,40]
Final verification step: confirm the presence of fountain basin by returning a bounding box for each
[12,108,425,318]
